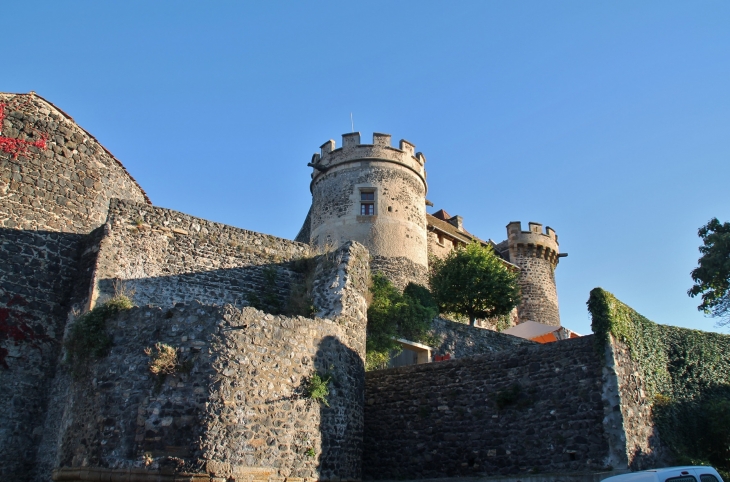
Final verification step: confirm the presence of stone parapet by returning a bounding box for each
[310,132,426,191]
[506,222,560,267]
[90,199,312,311]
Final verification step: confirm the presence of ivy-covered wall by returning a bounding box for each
[588,288,730,475]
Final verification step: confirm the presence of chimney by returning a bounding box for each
[448,215,464,231]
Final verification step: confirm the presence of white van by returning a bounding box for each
[603,467,725,482]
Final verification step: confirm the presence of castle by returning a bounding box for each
[295,131,564,327]
[0,93,668,481]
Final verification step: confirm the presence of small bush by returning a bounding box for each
[145,343,179,375]
[365,350,391,372]
[305,447,316,458]
[305,372,332,407]
[144,342,192,393]
[64,295,133,378]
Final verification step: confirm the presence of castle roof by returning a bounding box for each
[431,209,452,221]
[426,212,487,246]
[426,211,518,269]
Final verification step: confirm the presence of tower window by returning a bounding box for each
[360,190,375,216]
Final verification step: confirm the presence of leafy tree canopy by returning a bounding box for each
[366,273,438,370]
[688,217,730,326]
[430,242,520,326]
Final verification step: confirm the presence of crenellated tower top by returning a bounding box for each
[506,221,561,267]
[308,132,427,193]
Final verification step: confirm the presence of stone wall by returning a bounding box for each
[0,228,85,477]
[428,317,533,359]
[90,200,311,311]
[363,336,610,480]
[0,92,148,479]
[370,255,429,291]
[54,241,370,482]
[602,337,669,470]
[0,93,148,233]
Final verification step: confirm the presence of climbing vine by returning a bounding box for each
[0,96,48,159]
[588,288,730,474]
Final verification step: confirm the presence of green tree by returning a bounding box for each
[688,218,730,327]
[366,274,438,370]
[430,242,520,326]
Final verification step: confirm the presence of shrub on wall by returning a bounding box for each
[366,273,437,370]
[64,295,133,378]
[588,288,730,475]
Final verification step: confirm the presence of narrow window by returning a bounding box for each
[360,191,375,216]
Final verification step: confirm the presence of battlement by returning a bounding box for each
[309,132,427,187]
[506,221,560,265]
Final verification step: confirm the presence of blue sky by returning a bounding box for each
[5,1,729,335]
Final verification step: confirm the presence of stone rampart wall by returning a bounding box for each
[603,337,669,470]
[0,92,147,479]
[55,241,370,482]
[0,228,84,477]
[56,303,363,482]
[0,93,147,233]
[429,317,534,358]
[363,336,609,480]
[91,200,311,311]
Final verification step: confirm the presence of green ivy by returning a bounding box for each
[588,288,730,473]
[365,273,438,371]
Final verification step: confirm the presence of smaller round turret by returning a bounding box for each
[504,221,563,326]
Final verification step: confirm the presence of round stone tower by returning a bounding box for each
[306,132,428,289]
[505,221,563,326]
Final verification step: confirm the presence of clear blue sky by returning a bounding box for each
[5,1,729,335]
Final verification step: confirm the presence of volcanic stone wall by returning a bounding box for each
[602,337,670,470]
[0,93,148,233]
[429,317,534,359]
[90,200,311,311]
[0,93,148,479]
[363,336,609,480]
[55,241,370,482]
[56,304,364,482]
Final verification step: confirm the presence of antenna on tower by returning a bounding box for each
[350,113,354,133]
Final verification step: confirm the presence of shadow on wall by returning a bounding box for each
[0,227,103,480]
[53,300,365,480]
[49,242,368,481]
[94,259,314,317]
[314,336,365,480]
[651,383,730,473]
